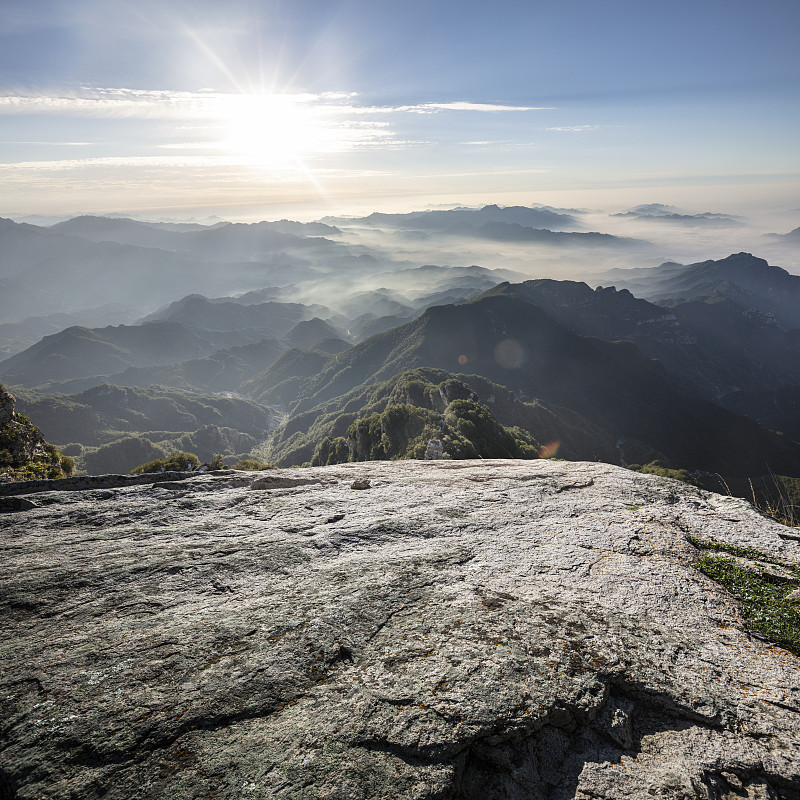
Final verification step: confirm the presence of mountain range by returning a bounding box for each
[0,214,373,332]
[325,204,643,247]
[247,290,800,478]
[1,208,799,500]
[612,203,742,226]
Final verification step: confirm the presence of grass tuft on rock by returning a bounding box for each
[686,534,788,566]
[691,543,800,656]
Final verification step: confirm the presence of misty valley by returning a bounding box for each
[2,204,800,519]
[5,2,800,795]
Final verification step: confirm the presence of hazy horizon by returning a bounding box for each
[5,196,799,279]
[2,0,798,233]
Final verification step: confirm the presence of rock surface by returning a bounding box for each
[0,469,199,498]
[1,459,799,799]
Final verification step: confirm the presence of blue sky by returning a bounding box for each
[1,0,798,219]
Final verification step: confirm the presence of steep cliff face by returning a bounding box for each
[1,460,799,799]
[0,384,72,480]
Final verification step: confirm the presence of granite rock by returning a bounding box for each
[1,460,799,799]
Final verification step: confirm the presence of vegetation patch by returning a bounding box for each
[688,537,800,656]
[131,451,201,474]
[0,414,74,480]
[747,474,799,528]
[261,368,601,467]
[310,395,538,466]
[629,461,701,487]
[231,458,275,471]
[686,534,791,567]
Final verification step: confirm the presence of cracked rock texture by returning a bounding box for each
[1,459,799,799]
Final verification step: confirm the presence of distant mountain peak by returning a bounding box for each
[628,203,682,216]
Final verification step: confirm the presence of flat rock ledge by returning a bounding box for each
[1,459,799,800]
[0,470,203,498]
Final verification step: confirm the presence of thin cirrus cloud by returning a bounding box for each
[1,141,91,146]
[0,89,553,119]
[546,125,600,132]
[0,89,553,165]
[418,102,553,112]
[0,89,326,118]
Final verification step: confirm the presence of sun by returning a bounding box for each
[217,93,331,168]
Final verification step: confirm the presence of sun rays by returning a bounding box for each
[218,93,336,168]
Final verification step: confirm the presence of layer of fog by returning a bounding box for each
[1,199,797,359]
[243,203,800,314]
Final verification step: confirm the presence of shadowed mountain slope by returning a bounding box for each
[95,338,288,394]
[50,215,336,256]
[603,253,800,330]
[261,367,620,468]
[0,291,337,390]
[15,384,281,447]
[0,216,333,322]
[250,293,800,477]
[0,322,279,387]
[482,279,800,402]
[141,294,331,332]
[284,318,348,350]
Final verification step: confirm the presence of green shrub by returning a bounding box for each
[232,458,275,471]
[206,454,228,470]
[0,415,73,480]
[337,399,539,463]
[131,450,200,474]
[634,460,701,487]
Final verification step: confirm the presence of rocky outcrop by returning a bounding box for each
[1,460,799,799]
[0,383,14,428]
[0,384,71,481]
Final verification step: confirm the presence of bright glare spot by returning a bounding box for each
[218,94,331,168]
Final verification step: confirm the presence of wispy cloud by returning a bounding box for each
[0,88,553,120]
[547,125,599,132]
[417,102,553,112]
[0,88,546,161]
[350,101,554,115]
[0,88,287,118]
[0,141,91,146]
[461,140,536,148]
[0,156,230,171]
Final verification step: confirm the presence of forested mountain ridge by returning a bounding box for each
[2,228,799,488]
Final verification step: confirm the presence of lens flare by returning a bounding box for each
[539,441,560,459]
[494,338,525,369]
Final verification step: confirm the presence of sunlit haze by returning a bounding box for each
[1,0,798,229]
